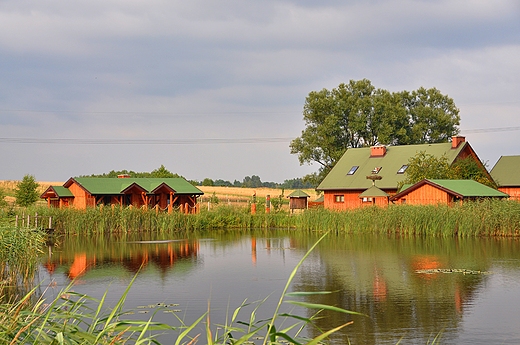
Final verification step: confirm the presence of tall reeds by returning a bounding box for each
[19,199,520,236]
[0,225,45,293]
[295,199,520,237]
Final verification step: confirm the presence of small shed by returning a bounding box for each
[358,185,389,206]
[287,189,310,211]
[390,179,509,205]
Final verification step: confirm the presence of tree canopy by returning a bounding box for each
[400,152,496,189]
[290,79,461,185]
[83,165,181,179]
[15,174,39,207]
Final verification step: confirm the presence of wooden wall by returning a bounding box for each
[397,184,451,205]
[289,197,307,210]
[67,182,95,209]
[498,187,520,201]
[324,190,391,210]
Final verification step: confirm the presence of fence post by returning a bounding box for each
[35,212,38,228]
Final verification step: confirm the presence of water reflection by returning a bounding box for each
[37,231,520,344]
[43,236,200,282]
[293,235,519,344]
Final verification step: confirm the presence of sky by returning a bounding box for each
[1,0,519,184]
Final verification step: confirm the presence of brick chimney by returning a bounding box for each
[451,136,465,149]
[370,145,387,157]
[117,174,131,178]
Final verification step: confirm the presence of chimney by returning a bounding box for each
[370,145,387,157]
[451,136,465,149]
[117,174,131,178]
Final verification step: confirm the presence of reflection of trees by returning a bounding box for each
[292,235,493,345]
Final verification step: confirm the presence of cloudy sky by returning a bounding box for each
[1,0,519,183]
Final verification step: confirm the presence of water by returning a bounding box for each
[37,231,520,344]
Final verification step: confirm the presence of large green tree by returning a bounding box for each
[290,79,460,184]
[15,175,40,207]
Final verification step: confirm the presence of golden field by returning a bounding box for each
[198,186,317,199]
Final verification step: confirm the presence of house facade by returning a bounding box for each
[490,155,520,201]
[41,177,204,213]
[389,179,508,206]
[316,136,490,210]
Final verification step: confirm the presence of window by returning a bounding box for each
[362,197,373,203]
[371,167,382,174]
[397,165,408,174]
[335,195,344,203]
[347,166,359,175]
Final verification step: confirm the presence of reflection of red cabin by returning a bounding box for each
[68,253,92,279]
[41,177,204,213]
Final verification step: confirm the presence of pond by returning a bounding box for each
[37,230,520,344]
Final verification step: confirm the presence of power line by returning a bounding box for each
[461,126,520,134]
[0,137,293,145]
[0,109,296,115]
[0,126,518,146]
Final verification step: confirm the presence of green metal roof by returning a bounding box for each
[314,195,324,202]
[358,186,389,198]
[317,142,467,191]
[287,189,310,198]
[490,155,520,187]
[41,185,75,198]
[394,179,508,199]
[426,179,508,197]
[52,186,74,197]
[70,178,203,195]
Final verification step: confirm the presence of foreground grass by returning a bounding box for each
[15,199,520,237]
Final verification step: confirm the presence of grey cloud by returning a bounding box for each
[0,0,519,181]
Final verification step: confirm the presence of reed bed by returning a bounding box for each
[0,226,45,292]
[17,199,520,236]
[295,199,520,237]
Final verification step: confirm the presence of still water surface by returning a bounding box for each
[38,231,520,344]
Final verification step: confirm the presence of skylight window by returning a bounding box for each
[347,166,359,175]
[397,165,408,174]
[371,167,382,174]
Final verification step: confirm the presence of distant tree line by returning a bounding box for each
[82,165,182,179]
[81,165,313,189]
